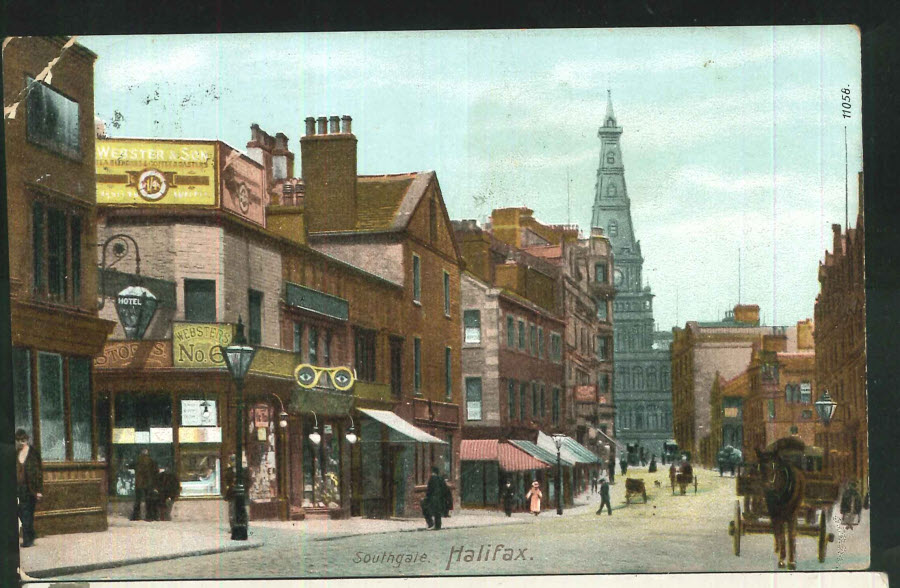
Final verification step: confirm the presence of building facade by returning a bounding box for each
[588,91,671,461]
[5,37,116,536]
[814,173,866,491]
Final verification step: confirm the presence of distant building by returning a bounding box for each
[814,172,866,490]
[588,91,672,461]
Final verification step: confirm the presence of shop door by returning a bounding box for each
[390,446,407,516]
[288,417,304,510]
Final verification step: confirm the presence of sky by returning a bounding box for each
[80,27,862,331]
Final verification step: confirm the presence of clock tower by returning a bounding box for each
[590,91,673,461]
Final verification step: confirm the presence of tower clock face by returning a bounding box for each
[613,269,624,286]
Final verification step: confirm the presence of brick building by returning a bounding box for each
[814,173,866,490]
[709,370,749,459]
[5,37,116,536]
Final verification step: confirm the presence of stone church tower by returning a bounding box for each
[591,91,674,460]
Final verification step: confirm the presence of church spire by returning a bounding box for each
[605,89,617,128]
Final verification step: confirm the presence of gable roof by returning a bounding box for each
[355,173,418,231]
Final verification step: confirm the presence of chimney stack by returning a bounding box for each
[832,223,843,256]
[301,114,359,232]
[273,132,294,180]
[341,115,352,134]
[329,116,340,134]
[305,117,316,137]
[317,116,328,135]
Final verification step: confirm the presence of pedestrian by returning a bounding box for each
[15,429,43,548]
[607,458,616,485]
[619,457,628,475]
[669,462,677,491]
[424,466,450,530]
[502,480,515,517]
[525,481,543,516]
[840,481,863,528]
[596,477,612,516]
[156,467,182,521]
[130,448,158,521]
[648,455,657,473]
[591,473,598,493]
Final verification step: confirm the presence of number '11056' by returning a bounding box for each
[841,87,851,118]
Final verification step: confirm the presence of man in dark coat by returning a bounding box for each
[501,480,516,517]
[619,457,628,475]
[16,429,43,547]
[596,477,612,516]
[424,466,450,530]
[131,448,158,521]
[607,457,616,484]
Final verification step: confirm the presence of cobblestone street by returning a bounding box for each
[49,467,869,581]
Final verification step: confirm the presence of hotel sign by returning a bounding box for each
[97,139,217,206]
[173,322,234,368]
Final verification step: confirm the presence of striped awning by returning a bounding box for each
[537,432,602,464]
[460,439,550,472]
[509,439,575,467]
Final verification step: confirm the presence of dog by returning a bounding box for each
[653,480,662,488]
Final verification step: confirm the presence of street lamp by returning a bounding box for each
[99,234,158,339]
[815,389,838,473]
[308,411,321,445]
[221,317,257,541]
[346,413,358,445]
[551,433,565,515]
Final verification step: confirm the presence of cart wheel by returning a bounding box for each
[732,500,742,556]
[818,510,827,563]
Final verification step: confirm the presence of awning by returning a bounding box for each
[596,428,626,452]
[509,439,575,467]
[460,439,550,472]
[537,432,602,464]
[359,408,446,444]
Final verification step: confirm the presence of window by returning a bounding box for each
[38,352,65,461]
[26,76,80,158]
[767,400,775,421]
[530,325,537,355]
[597,336,610,361]
[322,331,331,366]
[518,320,526,350]
[28,352,95,463]
[538,327,544,358]
[443,271,451,316]
[552,388,560,424]
[32,202,84,304]
[390,336,403,397]
[445,347,452,399]
[184,279,216,322]
[550,333,562,361]
[802,409,813,420]
[599,373,609,400]
[69,357,92,461]
[293,322,303,354]
[540,385,546,418]
[595,262,608,283]
[354,328,377,382]
[609,220,618,237]
[520,382,527,419]
[414,337,422,395]
[531,383,538,418]
[800,382,812,403]
[464,310,481,344]
[412,254,421,303]
[13,348,33,438]
[506,316,515,347]
[466,378,483,421]
[597,301,608,321]
[308,325,318,365]
[508,380,517,419]
[790,426,799,435]
[248,289,263,345]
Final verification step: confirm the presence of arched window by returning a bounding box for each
[633,366,643,390]
[648,367,658,389]
[635,406,644,429]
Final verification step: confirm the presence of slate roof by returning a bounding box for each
[353,171,434,232]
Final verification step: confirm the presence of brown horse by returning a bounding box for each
[756,448,806,569]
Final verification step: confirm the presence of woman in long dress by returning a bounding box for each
[525,481,543,516]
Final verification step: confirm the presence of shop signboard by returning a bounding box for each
[248,347,297,379]
[173,322,234,368]
[94,340,172,370]
[219,144,266,227]
[181,399,218,427]
[96,139,217,206]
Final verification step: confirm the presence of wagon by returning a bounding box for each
[728,439,838,562]
[624,478,648,504]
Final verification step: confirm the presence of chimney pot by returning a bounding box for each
[317,116,328,135]
[329,116,340,134]
[341,115,352,134]
[305,117,316,137]
[275,132,289,152]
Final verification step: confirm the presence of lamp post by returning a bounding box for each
[99,234,158,339]
[815,389,837,474]
[221,317,257,541]
[551,433,565,515]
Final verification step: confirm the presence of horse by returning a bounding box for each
[756,448,806,570]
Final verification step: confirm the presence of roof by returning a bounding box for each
[460,439,550,472]
[358,409,446,444]
[355,173,418,231]
[509,439,575,467]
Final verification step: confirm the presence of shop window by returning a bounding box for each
[464,310,481,344]
[37,352,65,461]
[69,357,92,461]
[506,315,515,347]
[412,254,421,303]
[508,379,517,419]
[303,420,341,508]
[414,337,422,394]
[443,271,451,317]
[552,388,560,425]
[466,378,483,421]
[112,392,176,496]
[389,336,403,397]
[538,327,544,358]
[32,201,84,304]
[354,327,377,382]
[308,325,319,365]
[179,444,221,497]
[445,347,452,400]
[184,279,216,322]
[248,289,263,345]
[26,76,80,158]
[12,348,32,438]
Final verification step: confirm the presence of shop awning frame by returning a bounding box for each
[358,408,446,444]
[460,439,550,472]
[536,432,602,465]
[509,439,575,467]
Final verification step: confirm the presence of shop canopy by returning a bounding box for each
[537,432,602,465]
[358,408,446,444]
[460,439,550,472]
[509,439,575,468]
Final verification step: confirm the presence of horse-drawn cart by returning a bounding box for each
[625,478,648,504]
[728,438,838,565]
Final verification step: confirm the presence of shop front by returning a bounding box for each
[459,439,551,509]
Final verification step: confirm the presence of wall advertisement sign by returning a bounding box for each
[173,322,234,368]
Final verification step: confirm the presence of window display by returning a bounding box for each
[179,444,221,496]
